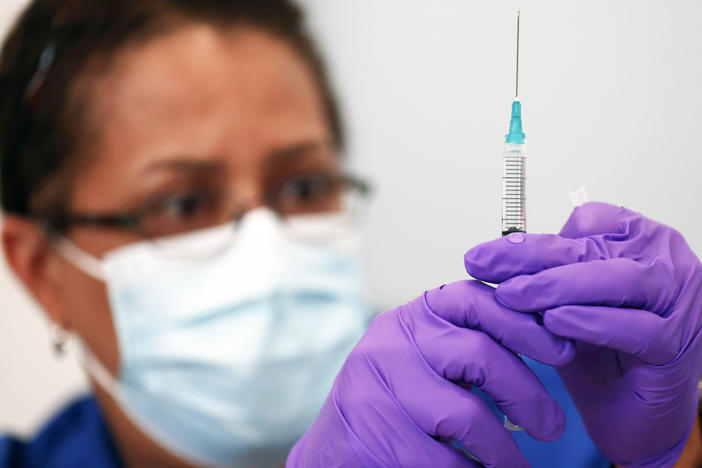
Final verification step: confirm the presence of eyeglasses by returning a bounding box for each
[42,171,371,258]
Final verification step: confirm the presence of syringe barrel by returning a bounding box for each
[502,142,526,235]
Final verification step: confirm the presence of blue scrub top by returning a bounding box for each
[0,396,123,468]
[0,359,609,467]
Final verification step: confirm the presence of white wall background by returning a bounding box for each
[2,0,702,436]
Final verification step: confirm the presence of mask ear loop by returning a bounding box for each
[53,236,106,280]
[79,340,124,402]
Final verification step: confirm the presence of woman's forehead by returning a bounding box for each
[78,23,330,174]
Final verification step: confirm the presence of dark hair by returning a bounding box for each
[0,0,343,216]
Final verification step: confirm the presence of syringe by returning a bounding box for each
[502,9,526,433]
[502,9,527,236]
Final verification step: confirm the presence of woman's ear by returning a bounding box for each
[2,215,69,328]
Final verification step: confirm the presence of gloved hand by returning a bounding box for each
[287,280,575,468]
[465,202,702,467]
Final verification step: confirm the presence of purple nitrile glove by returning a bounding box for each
[465,202,702,468]
[287,280,575,468]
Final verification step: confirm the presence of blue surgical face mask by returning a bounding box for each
[58,208,370,468]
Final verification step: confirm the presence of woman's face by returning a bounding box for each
[51,23,336,377]
[1,21,336,466]
[0,20,340,466]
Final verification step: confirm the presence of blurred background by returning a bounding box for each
[2,0,701,436]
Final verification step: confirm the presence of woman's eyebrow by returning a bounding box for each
[264,140,335,172]
[142,158,224,174]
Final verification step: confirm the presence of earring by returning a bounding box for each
[51,324,69,356]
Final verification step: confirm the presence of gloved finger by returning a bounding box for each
[464,233,611,284]
[347,311,530,467]
[543,305,676,365]
[559,202,640,239]
[496,258,676,315]
[400,305,566,442]
[425,280,575,366]
[331,361,486,468]
[391,361,531,468]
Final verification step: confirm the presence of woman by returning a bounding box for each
[1,1,701,467]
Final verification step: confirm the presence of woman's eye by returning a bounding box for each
[161,193,210,218]
[286,175,332,200]
[276,174,342,215]
[143,190,223,237]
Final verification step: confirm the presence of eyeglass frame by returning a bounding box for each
[38,171,372,241]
